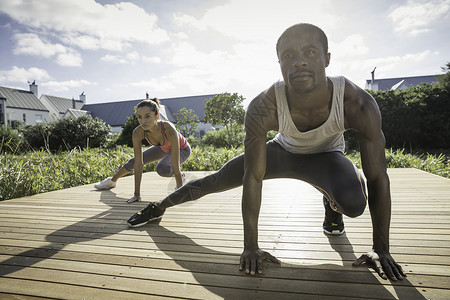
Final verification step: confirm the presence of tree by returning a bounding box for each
[174,107,199,137]
[437,62,450,91]
[204,93,245,148]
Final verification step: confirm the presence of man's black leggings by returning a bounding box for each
[161,140,367,217]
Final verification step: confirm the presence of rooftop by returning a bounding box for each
[0,86,48,111]
[82,94,215,127]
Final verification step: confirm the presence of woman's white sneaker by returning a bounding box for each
[94,177,116,190]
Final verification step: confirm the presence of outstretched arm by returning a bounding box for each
[239,89,280,275]
[345,80,405,281]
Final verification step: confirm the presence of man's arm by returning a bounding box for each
[239,89,280,275]
[345,80,405,281]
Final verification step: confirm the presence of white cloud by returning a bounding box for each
[42,79,97,92]
[101,51,157,64]
[181,0,339,43]
[330,34,369,58]
[364,50,439,71]
[56,51,83,67]
[142,56,162,64]
[172,13,207,31]
[126,51,140,61]
[389,0,450,35]
[328,49,440,87]
[130,78,177,94]
[0,66,52,83]
[13,33,66,57]
[13,33,83,66]
[101,54,128,64]
[1,0,170,51]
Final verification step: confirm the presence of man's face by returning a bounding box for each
[277,31,330,94]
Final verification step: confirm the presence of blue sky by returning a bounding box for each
[0,0,448,106]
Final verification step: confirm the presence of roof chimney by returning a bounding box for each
[371,67,377,84]
[29,80,38,96]
[80,91,86,103]
[72,97,76,109]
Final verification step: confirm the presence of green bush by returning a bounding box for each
[345,148,449,178]
[182,145,244,171]
[202,127,245,148]
[370,83,450,150]
[21,115,111,152]
[0,126,24,153]
[186,135,201,148]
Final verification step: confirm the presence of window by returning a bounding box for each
[23,113,26,123]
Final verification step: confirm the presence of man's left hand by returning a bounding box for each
[353,250,406,281]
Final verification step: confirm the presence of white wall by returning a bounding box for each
[6,107,49,127]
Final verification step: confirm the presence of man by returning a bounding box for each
[128,23,405,281]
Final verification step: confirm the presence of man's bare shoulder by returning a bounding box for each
[343,78,382,132]
[245,85,279,134]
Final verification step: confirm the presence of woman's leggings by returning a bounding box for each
[161,140,367,217]
[123,145,191,177]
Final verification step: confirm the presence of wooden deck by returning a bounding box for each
[0,168,449,299]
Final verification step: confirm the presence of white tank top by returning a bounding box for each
[273,76,346,154]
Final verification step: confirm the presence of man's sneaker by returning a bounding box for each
[127,202,165,227]
[94,177,116,190]
[323,197,345,235]
[182,173,186,185]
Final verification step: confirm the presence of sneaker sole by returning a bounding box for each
[127,215,163,228]
[94,185,116,190]
[323,228,345,235]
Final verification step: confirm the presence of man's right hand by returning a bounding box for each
[239,248,281,275]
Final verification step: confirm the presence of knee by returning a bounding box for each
[123,158,134,171]
[342,197,366,218]
[156,164,173,177]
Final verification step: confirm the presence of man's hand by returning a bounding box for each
[239,248,281,275]
[353,250,406,281]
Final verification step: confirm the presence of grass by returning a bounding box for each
[1,146,448,201]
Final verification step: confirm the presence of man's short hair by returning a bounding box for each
[276,23,329,55]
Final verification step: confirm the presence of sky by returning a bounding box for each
[0,0,449,107]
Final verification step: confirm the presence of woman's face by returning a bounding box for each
[136,106,159,130]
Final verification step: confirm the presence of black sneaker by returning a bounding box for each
[127,202,165,228]
[323,197,345,235]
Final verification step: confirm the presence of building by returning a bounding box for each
[366,71,438,91]
[0,81,218,138]
[82,94,216,136]
[0,82,49,127]
[39,92,86,121]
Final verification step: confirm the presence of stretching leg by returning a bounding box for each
[159,153,245,209]
[158,140,366,218]
[156,146,192,177]
[112,146,170,182]
[263,141,367,217]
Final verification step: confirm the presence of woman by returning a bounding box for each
[94,98,191,203]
